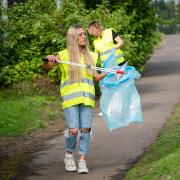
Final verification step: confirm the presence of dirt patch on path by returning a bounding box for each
[0,119,65,180]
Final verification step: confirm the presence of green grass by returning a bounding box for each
[125,104,180,180]
[0,89,63,137]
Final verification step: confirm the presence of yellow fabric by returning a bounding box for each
[62,97,95,109]
[58,49,98,109]
[61,83,94,96]
[93,28,125,65]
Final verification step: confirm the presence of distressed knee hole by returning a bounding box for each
[81,128,91,133]
[69,128,78,136]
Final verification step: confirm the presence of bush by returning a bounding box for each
[0,0,160,86]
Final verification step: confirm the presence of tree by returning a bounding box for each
[154,0,179,34]
[0,0,160,85]
[175,0,180,32]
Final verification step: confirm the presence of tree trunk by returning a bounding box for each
[2,0,8,8]
[56,0,61,9]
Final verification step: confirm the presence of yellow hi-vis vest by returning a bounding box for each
[93,28,125,66]
[58,49,98,109]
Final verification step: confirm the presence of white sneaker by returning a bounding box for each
[64,153,77,172]
[77,160,89,174]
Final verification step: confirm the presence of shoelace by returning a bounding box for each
[66,157,75,167]
[79,161,86,168]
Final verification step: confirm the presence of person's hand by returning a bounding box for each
[114,36,123,49]
[43,55,59,71]
[46,55,59,63]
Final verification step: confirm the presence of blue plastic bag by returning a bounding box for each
[100,66,143,131]
[99,49,127,92]
[102,48,118,68]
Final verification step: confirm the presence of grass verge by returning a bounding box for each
[0,89,63,137]
[124,104,180,180]
[0,87,65,180]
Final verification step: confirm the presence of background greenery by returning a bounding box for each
[153,0,180,34]
[0,83,62,137]
[0,0,161,86]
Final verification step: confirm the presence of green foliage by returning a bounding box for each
[5,0,63,63]
[0,0,64,85]
[85,0,160,71]
[0,0,160,86]
[153,0,180,34]
[0,89,63,137]
[0,58,43,85]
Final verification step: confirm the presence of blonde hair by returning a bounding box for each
[67,24,96,82]
[88,21,103,37]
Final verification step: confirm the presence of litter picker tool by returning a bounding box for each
[43,58,124,76]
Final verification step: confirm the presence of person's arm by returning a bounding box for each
[114,36,123,50]
[112,30,123,50]
[93,73,106,81]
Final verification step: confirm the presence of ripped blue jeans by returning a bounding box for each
[63,104,94,156]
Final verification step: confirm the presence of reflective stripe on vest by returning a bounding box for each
[99,48,115,56]
[60,81,95,108]
[100,48,124,60]
[58,49,96,109]
[94,28,125,65]
[61,78,94,88]
[61,91,95,101]
[115,53,124,59]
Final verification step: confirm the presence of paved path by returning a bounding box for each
[18,35,180,180]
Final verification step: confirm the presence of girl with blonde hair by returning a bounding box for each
[44,24,105,174]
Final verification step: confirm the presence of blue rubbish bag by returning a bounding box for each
[102,48,118,68]
[100,66,143,131]
[99,49,127,92]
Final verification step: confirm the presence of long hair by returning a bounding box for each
[67,24,96,82]
[88,21,103,37]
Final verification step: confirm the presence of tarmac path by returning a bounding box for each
[18,35,180,180]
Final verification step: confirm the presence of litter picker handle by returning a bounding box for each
[42,57,124,74]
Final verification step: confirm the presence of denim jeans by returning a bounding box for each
[64,104,94,156]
